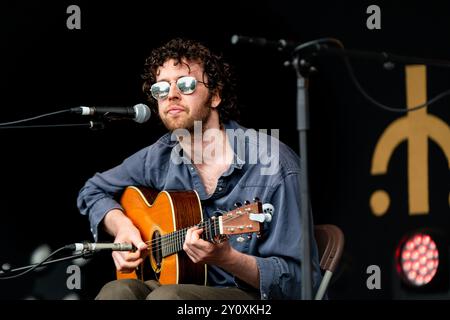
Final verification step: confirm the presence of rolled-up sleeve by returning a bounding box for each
[255,172,321,299]
[77,147,149,241]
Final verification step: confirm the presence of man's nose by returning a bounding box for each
[167,82,181,100]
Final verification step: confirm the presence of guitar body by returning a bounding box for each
[116,186,207,285]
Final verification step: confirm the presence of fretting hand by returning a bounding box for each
[183,226,233,266]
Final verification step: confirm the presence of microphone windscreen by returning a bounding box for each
[133,104,151,123]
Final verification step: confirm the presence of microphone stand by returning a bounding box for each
[0,121,105,130]
[231,35,317,299]
[290,53,315,300]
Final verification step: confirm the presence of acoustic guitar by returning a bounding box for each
[116,186,264,285]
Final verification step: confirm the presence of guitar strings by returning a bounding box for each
[144,219,218,256]
[143,212,246,247]
[141,212,257,256]
[146,219,219,256]
[144,216,222,254]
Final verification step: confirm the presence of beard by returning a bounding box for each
[160,97,212,133]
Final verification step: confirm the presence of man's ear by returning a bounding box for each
[211,90,222,109]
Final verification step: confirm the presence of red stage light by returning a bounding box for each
[397,233,439,287]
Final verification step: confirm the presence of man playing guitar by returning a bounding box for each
[77,38,321,300]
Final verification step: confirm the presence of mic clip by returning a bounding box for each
[88,121,105,130]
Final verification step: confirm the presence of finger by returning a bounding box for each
[137,242,149,259]
[112,251,127,271]
[123,239,148,258]
[128,234,148,251]
[192,228,203,239]
[122,249,141,262]
[137,241,148,251]
[114,250,141,265]
[128,258,144,271]
[113,251,143,272]
[190,229,210,249]
[185,228,193,244]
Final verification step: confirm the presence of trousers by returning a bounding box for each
[95,279,260,300]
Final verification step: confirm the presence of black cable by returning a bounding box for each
[0,122,105,130]
[342,56,450,113]
[293,37,344,54]
[0,246,71,280]
[293,38,450,113]
[0,109,71,126]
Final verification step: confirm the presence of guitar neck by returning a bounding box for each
[158,203,262,258]
[160,218,220,257]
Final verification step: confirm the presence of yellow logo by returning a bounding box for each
[370,65,450,216]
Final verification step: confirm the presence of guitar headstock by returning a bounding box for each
[220,201,263,236]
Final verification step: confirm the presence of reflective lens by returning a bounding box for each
[150,76,199,100]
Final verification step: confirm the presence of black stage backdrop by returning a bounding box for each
[1,0,449,300]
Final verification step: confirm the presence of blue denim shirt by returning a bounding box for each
[77,120,321,299]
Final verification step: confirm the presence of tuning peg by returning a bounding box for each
[252,197,260,202]
[234,202,242,208]
[244,200,250,205]
[263,203,274,215]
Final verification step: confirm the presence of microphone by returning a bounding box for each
[231,35,297,52]
[70,103,151,123]
[66,242,136,252]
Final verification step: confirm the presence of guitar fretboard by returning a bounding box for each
[159,218,221,257]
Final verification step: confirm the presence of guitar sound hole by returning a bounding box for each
[152,230,163,269]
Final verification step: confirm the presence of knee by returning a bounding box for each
[146,285,190,300]
[96,279,148,300]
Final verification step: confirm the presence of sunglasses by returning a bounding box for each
[150,76,205,100]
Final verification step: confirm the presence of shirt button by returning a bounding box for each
[262,293,267,299]
[190,167,194,171]
[218,187,223,191]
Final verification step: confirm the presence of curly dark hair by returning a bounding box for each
[142,38,239,123]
